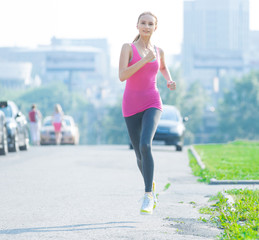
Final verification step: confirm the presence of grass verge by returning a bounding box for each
[199,188,259,240]
[189,140,259,182]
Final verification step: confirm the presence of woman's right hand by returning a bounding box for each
[119,43,157,81]
[144,47,156,62]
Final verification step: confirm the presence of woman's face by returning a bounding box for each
[137,14,157,38]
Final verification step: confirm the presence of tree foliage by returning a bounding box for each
[101,100,129,144]
[217,71,259,141]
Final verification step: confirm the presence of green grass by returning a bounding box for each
[189,140,259,182]
[199,189,259,240]
[163,183,171,191]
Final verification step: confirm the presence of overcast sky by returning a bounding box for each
[0,0,258,66]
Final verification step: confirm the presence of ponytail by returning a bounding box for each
[133,34,140,43]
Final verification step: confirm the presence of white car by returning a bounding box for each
[40,115,80,145]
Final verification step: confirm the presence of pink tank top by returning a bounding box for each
[122,43,162,117]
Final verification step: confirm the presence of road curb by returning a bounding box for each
[189,145,259,185]
[189,146,206,170]
[209,178,259,185]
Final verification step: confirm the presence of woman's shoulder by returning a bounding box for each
[156,47,164,58]
[121,43,133,51]
[121,43,133,59]
[122,42,133,47]
[155,46,163,54]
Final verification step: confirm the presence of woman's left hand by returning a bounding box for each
[167,80,176,90]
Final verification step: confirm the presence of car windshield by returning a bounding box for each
[43,119,52,126]
[0,106,12,118]
[63,119,71,126]
[161,108,179,121]
[43,118,71,126]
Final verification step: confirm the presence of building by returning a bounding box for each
[47,37,111,91]
[248,31,259,70]
[0,38,112,103]
[0,62,33,89]
[181,0,252,143]
[182,0,249,93]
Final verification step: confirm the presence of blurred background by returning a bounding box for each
[0,0,258,145]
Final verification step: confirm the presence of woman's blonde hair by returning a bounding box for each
[133,12,158,42]
[55,104,63,113]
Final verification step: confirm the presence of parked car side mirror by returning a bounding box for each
[16,112,22,118]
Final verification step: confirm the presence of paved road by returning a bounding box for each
[0,145,257,240]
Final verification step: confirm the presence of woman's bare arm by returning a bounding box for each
[159,48,176,90]
[119,43,155,82]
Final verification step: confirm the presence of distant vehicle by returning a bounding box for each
[0,101,29,152]
[0,111,8,155]
[40,115,80,145]
[153,105,187,151]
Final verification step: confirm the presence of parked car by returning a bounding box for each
[0,101,29,152]
[154,105,187,151]
[129,105,188,151]
[0,111,8,155]
[40,115,80,145]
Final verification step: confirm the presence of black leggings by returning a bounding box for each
[124,108,162,192]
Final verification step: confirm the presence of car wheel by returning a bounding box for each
[9,131,19,152]
[0,126,8,155]
[19,132,29,151]
[176,145,182,151]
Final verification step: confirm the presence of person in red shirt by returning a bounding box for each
[28,104,42,145]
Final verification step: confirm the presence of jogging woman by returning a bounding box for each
[119,12,176,215]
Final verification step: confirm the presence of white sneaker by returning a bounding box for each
[152,181,158,209]
[140,193,154,215]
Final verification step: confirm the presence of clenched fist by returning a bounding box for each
[144,47,156,62]
[167,80,176,90]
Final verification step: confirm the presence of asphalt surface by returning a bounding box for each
[0,145,257,240]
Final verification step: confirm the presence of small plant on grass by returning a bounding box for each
[199,189,259,239]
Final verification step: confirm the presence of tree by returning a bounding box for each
[217,71,259,141]
[101,100,129,144]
